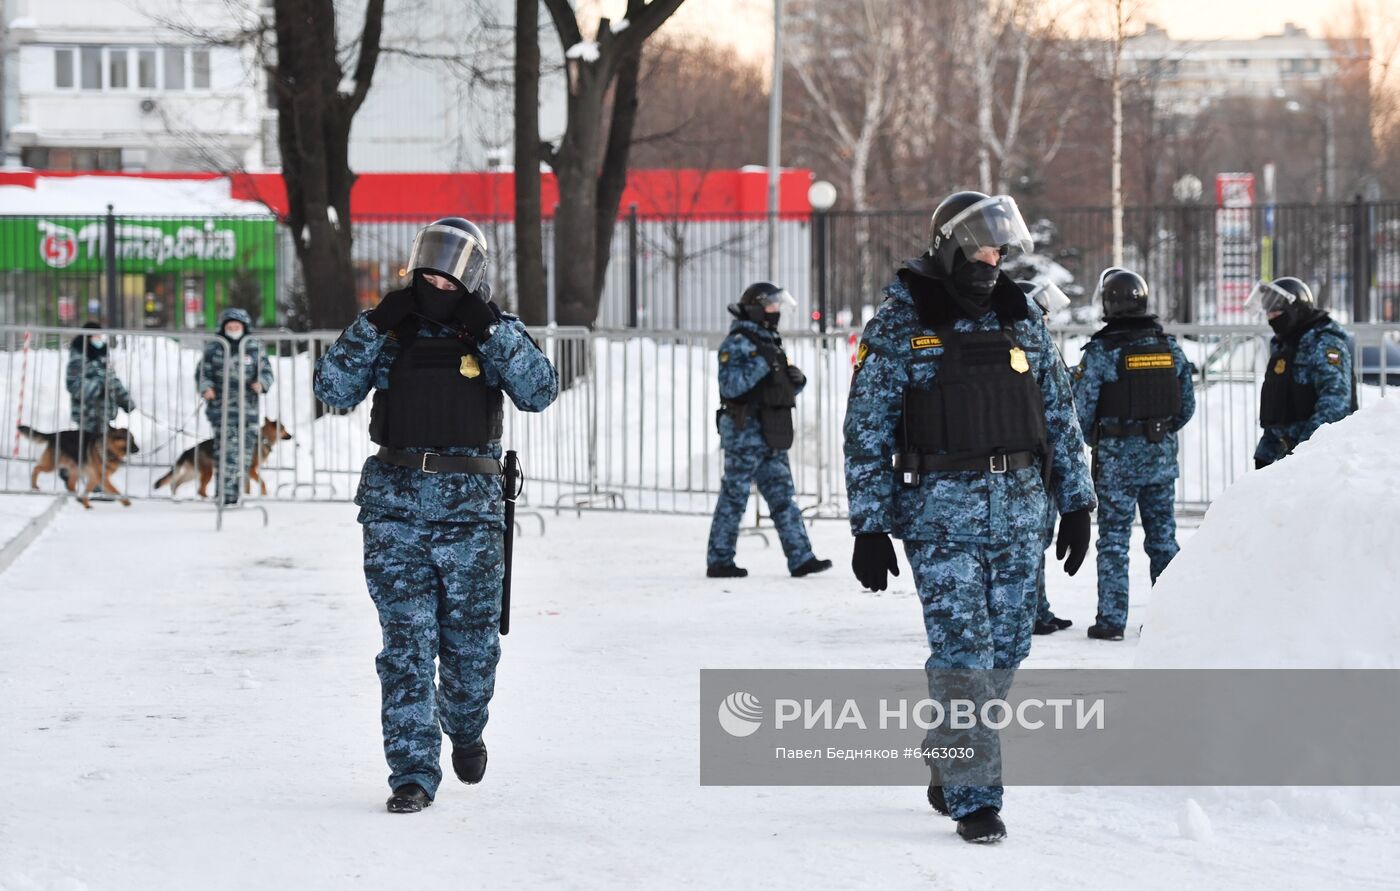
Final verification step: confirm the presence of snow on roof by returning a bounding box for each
[0,175,272,217]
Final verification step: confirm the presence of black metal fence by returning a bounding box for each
[5,200,1399,331]
[820,199,1400,325]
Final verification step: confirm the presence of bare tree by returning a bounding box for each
[515,0,547,325]
[519,0,687,328]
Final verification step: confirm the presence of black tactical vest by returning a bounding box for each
[899,328,1047,460]
[728,328,797,450]
[369,333,504,448]
[1259,337,1318,427]
[1095,337,1182,426]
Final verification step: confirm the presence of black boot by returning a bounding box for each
[452,740,488,784]
[1032,619,1060,635]
[386,783,432,814]
[1052,617,1073,630]
[707,564,748,578]
[1087,624,1125,641]
[927,783,948,816]
[791,557,833,577]
[956,807,1006,843]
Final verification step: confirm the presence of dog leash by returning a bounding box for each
[134,404,204,457]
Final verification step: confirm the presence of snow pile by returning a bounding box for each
[565,41,600,62]
[0,176,269,216]
[1136,397,1400,668]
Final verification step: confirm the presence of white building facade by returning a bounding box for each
[0,0,566,175]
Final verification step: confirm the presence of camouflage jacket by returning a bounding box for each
[717,319,805,452]
[313,310,559,525]
[844,267,1094,544]
[1072,318,1196,486]
[65,346,134,431]
[196,336,274,424]
[1255,314,1354,464]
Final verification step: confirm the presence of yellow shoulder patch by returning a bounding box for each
[855,342,870,367]
[1124,352,1175,371]
[1325,348,1343,366]
[910,335,943,350]
[719,351,729,364]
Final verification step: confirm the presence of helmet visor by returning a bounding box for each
[1244,280,1298,315]
[757,288,798,310]
[939,195,1034,261]
[1028,281,1072,315]
[408,224,489,293]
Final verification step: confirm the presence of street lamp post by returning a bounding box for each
[767,0,784,281]
[808,180,837,334]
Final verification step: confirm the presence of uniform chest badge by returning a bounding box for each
[460,355,481,378]
[1009,347,1030,373]
[1274,359,1287,375]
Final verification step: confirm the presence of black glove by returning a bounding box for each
[852,532,900,591]
[367,287,415,333]
[786,365,806,389]
[1055,509,1091,577]
[454,289,501,339]
[1255,457,1271,470]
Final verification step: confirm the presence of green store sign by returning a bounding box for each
[0,216,277,273]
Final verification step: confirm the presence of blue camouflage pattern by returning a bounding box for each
[1027,294,1069,627]
[314,312,558,523]
[1072,327,1195,630]
[314,304,557,795]
[1255,318,1354,465]
[197,309,275,503]
[907,540,1039,818]
[66,343,134,432]
[844,278,1094,822]
[706,320,815,572]
[844,281,1095,541]
[363,518,503,797]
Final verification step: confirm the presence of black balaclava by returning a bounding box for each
[413,270,464,323]
[1269,304,1323,340]
[947,252,1000,319]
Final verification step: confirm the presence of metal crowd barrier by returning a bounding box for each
[2,323,1396,520]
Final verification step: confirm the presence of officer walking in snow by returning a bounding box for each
[1247,276,1355,468]
[1071,269,1195,641]
[706,282,832,579]
[313,218,558,814]
[1015,281,1075,636]
[844,191,1094,843]
[197,308,273,506]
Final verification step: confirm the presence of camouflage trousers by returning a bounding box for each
[210,419,259,504]
[1095,481,1178,630]
[706,443,814,572]
[363,517,504,797]
[1035,512,1058,625]
[905,540,1039,820]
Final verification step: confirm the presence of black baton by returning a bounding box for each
[500,450,521,635]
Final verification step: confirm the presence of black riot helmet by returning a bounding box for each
[407,217,490,293]
[927,190,1034,276]
[728,281,797,330]
[1246,276,1315,325]
[1097,268,1151,318]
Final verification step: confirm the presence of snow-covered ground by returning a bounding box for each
[2,496,1397,889]
[0,494,57,554]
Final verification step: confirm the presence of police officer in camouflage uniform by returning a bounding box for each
[1015,282,1075,636]
[197,308,274,506]
[313,218,558,814]
[844,192,1095,843]
[705,282,832,579]
[1071,269,1195,641]
[66,320,136,481]
[1247,277,1356,469]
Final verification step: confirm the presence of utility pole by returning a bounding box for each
[766,0,784,281]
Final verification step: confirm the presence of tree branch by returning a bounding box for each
[346,0,386,113]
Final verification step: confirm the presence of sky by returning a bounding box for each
[638,0,1347,62]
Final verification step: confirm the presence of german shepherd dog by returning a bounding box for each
[17,425,141,508]
[154,418,293,498]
